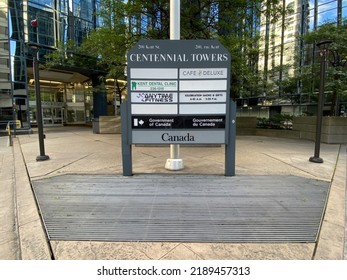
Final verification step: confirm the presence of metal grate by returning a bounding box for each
[32,175,329,243]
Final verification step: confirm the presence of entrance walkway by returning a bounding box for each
[33,174,329,243]
[7,127,345,259]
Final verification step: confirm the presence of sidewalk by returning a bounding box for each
[2,126,346,259]
[0,137,19,259]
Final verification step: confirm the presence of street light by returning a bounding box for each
[309,40,332,164]
[27,18,49,161]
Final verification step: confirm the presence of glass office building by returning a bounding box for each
[0,0,106,129]
[1,0,347,128]
[251,0,347,117]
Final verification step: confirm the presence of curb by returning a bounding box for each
[13,138,52,260]
[314,145,346,259]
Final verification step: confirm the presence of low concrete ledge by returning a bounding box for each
[236,116,347,144]
[293,116,347,144]
[93,116,121,134]
[236,117,257,135]
[256,129,300,139]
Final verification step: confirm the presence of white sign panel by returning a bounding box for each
[131,68,178,79]
[132,130,226,144]
[179,104,226,115]
[131,80,178,91]
[179,80,227,91]
[179,68,227,79]
[180,92,227,103]
[132,92,178,103]
[131,104,178,115]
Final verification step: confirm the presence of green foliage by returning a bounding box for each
[302,22,347,115]
[44,0,289,97]
[257,114,293,129]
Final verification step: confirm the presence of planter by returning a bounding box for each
[93,116,121,134]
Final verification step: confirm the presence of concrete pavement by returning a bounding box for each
[0,137,20,259]
[0,126,346,260]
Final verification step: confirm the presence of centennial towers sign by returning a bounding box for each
[127,39,230,144]
[121,39,236,175]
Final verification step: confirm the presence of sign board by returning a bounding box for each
[126,39,231,144]
[121,39,236,176]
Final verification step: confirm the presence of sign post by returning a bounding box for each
[122,39,235,176]
[166,0,183,171]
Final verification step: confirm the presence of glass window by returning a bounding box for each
[317,1,338,24]
[28,0,53,11]
[318,0,335,5]
[58,15,68,43]
[8,40,26,83]
[318,1,338,12]
[343,1,347,18]
[67,107,85,122]
[59,0,69,14]
[8,4,24,41]
[308,0,315,8]
[13,82,26,90]
[74,18,93,44]
[28,6,55,46]
[73,0,93,20]
[307,6,315,29]
[40,0,53,7]
[317,9,338,26]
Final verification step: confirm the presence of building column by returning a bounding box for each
[91,76,107,118]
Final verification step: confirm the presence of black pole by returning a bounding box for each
[309,43,329,163]
[33,49,49,161]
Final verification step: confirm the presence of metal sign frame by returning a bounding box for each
[121,39,236,176]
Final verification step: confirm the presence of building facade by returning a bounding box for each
[0,0,113,130]
[249,0,347,117]
[1,0,347,129]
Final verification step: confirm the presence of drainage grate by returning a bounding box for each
[32,175,329,243]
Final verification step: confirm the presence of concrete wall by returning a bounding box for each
[236,116,347,144]
[236,117,257,135]
[256,129,300,139]
[293,116,347,144]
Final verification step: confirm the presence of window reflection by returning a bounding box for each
[306,0,344,30]
[317,9,338,25]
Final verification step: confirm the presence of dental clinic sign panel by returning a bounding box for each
[127,39,231,144]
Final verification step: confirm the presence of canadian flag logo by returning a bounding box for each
[30,18,38,27]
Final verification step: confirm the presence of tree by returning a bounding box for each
[45,0,287,104]
[45,0,130,117]
[303,22,347,116]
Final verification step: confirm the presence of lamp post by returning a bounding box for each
[28,18,49,161]
[309,40,332,164]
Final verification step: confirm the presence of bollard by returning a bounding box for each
[6,123,12,147]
